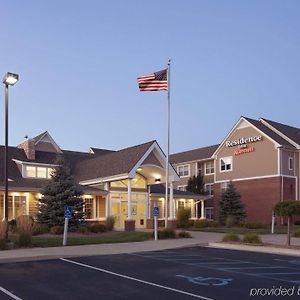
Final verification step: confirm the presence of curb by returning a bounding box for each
[208,242,300,257]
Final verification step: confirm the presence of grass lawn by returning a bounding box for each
[9,231,152,248]
[189,225,300,235]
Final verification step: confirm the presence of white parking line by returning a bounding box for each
[0,287,22,300]
[60,258,215,300]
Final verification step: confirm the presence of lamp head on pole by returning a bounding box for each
[3,72,19,86]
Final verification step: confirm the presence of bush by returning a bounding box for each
[293,229,300,237]
[242,233,262,244]
[240,222,267,229]
[157,229,176,239]
[222,233,241,242]
[89,224,107,233]
[32,223,49,235]
[225,215,236,228]
[16,215,33,247]
[177,208,191,228]
[8,219,17,233]
[294,220,300,225]
[78,226,90,234]
[177,231,192,238]
[0,221,8,249]
[106,216,115,231]
[194,219,210,228]
[50,225,64,235]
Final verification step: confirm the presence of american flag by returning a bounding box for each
[137,69,168,91]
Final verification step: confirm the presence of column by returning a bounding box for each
[125,178,135,231]
[201,200,205,219]
[170,182,174,219]
[146,185,150,219]
[196,201,198,219]
[104,183,110,217]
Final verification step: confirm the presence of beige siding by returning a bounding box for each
[98,196,106,218]
[216,126,278,181]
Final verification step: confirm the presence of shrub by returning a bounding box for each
[242,233,262,244]
[194,219,210,228]
[209,221,219,228]
[50,225,64,235]
[16,215,34,247]
[177,208,191,228]
[78,226,90,234]
[294,220,300,225]
[32,223,49,235]
[158,229,176,239]
[222,233,240,242]
[240,222,267,229]
[89,224,107,233]
[177,231,192,238]
[106,216,115,231]
[293,229,300,237]
[0,221,8,249]
[225,215,236,228]
[8,219,17,233]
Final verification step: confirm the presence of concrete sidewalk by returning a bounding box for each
[1,231,299,263]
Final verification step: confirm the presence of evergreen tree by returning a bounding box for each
[186,175,204,194]
[219,181,246,225]
[37,157,84,229]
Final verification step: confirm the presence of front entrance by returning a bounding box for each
[111,192,147,229]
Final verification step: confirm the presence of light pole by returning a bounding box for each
[2,72,19,238]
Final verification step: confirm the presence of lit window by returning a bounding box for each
[26,166,36,177]
[220,157,232,172]
[37,167,47,178]
[0,195,27,220]
[205,183,214,196]
[47,168,55,178]
[177,164,190,177]
[289,157,293,171]
[205,162,215,175]
[84,198,94,219]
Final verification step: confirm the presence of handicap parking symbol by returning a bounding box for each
[176,275,232,286]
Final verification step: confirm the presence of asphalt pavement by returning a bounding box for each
[1,246,300,300]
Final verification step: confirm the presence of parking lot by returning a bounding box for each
[1,247,300,299]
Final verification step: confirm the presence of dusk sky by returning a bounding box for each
[2,1,300,154]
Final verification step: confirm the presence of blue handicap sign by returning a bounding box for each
[64,206,73,219]
[153,207,159,217]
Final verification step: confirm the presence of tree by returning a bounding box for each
[273,201,300,246]
[37,157,84,229]
[186,175,204,194]
[219,181,246,225]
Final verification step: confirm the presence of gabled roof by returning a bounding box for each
[260,118,300,147]
[32,131,62,153]
[75,141,156,182]
[170,144,219,164]
[89,147,115,155]
[243,117,295,148]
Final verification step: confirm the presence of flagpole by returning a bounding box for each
[165,59,171,228]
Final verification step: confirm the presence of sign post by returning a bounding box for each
[271,211,275,234]
[153,207,159,241]
[63,206,72,246]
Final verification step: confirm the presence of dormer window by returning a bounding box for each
[25,165,54,179]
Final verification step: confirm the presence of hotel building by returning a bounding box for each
[0,132,207,230]
[172,116,300,224]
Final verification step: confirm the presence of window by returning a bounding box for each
[177,186,187,191]
[289,157,293,170]
[221,182,230,193]
[178,201,185,210]
[110,174,146,189]
[205,207,214,220]
[196,162,202,176]
[177,164,190,177]
[205,162,214,175]
[204,183,214,196]
[24,165,54,179]
[0,195,27,220]
[84,198,94,219]
[220,157,232,172]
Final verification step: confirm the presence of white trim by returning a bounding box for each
[204,161,215,176]
[176,164,190,178]
[214,174,297,183]
[204,183,213,196]
[289,157,293,171]
[212,117,281,157]
[12,159,59,168]
[277,147,281,175]
[34,131,63,153]
[79,173,129,185]
[260,118,300,149]
[177,185,187,191]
